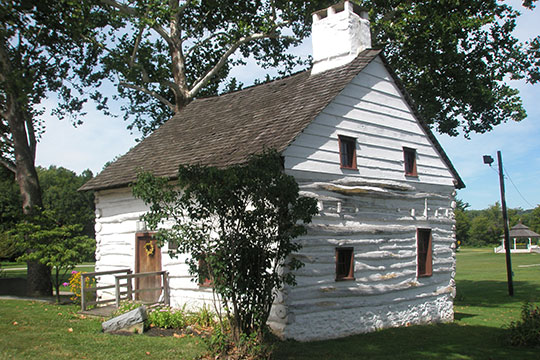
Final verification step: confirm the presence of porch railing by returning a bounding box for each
[80,269,170,312]
[81,269,132,312]
[114,271,170,308]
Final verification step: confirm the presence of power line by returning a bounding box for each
[503,168,535,209]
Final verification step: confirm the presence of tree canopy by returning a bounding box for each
[368,0,540,136]
[0,166,96,261]
[89,0,539,138]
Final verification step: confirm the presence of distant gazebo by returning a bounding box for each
[494,222,540,253]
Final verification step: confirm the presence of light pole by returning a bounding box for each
[483,151,513,296]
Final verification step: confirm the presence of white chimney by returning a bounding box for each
[311,1,371,75]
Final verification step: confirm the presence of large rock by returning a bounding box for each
[102,306,147,334]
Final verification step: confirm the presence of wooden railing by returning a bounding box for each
[81,269,132,312]
[80,269,170,311]
[114,271,170,308]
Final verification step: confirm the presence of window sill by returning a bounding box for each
[335,277,355,281]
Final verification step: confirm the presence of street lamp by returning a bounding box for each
[483,151,513,296]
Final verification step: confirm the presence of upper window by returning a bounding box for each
[403,147,417,176]
[339,135,357,169]
[335,247,354,281]
[417,229,433,277]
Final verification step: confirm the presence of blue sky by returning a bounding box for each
[35,1,540,211]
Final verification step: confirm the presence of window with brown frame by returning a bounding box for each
[335,247,354,281]
[339,135,357,169]
[403,147,417,176]
[417,229,433,277]
[198,257,213,287]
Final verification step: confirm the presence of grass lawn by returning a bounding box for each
[1,248,540,359]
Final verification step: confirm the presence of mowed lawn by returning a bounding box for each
[1,248,540,359]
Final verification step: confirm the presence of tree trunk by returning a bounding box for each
[5,92,52,297]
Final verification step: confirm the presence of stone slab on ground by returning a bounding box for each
[102,305,147,334]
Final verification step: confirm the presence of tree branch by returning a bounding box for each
[185,32,232,57]
[130,26,145,68]
[189,32,277,98]
[118,81,175,111]
[0,157,16,174]
[100,0,174,46]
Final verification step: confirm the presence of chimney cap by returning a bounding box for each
[312,1,368,21]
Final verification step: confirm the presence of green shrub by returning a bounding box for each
[507,301,540,347]
[186,304,216,328]
[147,305,185,329]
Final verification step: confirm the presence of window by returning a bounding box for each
[339,135,357,169]
[335,247,354,281]
[417,229,432,277]
[403,147,417,176]
[198,256,213,287]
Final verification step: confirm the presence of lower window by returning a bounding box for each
[417,229,433,277]
[335,247,354,281]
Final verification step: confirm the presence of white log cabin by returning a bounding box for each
[80,1,465,341]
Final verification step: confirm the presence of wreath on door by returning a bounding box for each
[144,242,155,256]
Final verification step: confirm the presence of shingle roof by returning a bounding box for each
[80,49,464,191]
[509,223,540,238]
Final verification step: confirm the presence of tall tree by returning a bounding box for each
[368,0,540,136]
[96,0,334,136]
[0,1,107,295]
[94,0,539,138]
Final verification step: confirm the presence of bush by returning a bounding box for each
[147,305,186,329]
[0,232,23,261]
[507,301,540,347]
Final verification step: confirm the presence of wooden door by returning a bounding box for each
[135,233,162,302]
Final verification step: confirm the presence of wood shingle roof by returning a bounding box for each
[81,49,464,191]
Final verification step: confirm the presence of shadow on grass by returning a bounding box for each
[0,278,27,296]
[456,280,540,307]
[273,323,537,360]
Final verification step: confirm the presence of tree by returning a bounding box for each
[0,1,107,295]
[132,151,318,346]
[526,205,540,234]
[12,211,95,303]
[93,0,539,138]
[367,0,539,136]
[95,0,334,136]
[38,166,95,239]
[455,199,471,248]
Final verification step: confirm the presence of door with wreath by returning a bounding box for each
[135,232,162,302]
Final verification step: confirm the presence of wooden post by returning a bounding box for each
[126,270,133,301]
[81,273,87,311]
[497,151,514,296]
[115,276,121,308]
[163,271,170,306]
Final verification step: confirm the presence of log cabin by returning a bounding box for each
[80,1,465,341]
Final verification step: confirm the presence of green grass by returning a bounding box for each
[2,249,540,359]
[0,301,206,359]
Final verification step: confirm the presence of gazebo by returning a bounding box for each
[494,222,540,253]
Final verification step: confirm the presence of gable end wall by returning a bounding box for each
[277,57,457,341]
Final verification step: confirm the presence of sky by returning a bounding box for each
[35,2,540,211]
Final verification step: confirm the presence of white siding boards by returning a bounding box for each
[278,56,457,341]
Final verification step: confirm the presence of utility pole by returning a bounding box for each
[484,151,513,296]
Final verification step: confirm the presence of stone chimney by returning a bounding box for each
[311,1,371,75]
